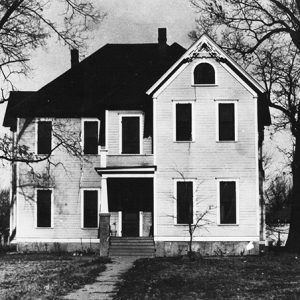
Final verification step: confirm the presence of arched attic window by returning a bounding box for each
[193,62,215,84]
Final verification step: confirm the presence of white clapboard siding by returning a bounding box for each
[155,57,259,239]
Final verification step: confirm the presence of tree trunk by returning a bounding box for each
[285,131,300,252]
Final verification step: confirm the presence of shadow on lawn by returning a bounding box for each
[115,254,300,300]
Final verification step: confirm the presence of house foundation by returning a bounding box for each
[155,241,259,256]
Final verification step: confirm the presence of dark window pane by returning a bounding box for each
[176,104,192,141]
[219,103,235,141]
[84,121,99,154]
[220,181,236,224]
[177,182,193,224]
[122,117,140,154]
[194,63,215,84]
[83,190,98,228]
[37,121,52,154]
[37,190,51,227]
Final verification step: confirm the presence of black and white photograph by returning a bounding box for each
[0,0,300,299]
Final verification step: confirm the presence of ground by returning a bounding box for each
[115,254,300,299]
[0,253,110,299]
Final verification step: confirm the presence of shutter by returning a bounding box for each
[37,121,52,154]
[83,190,98,228]
[220,181,236,224]
[37,190,51,227]
[176,104,192,141]
[177,181,193,224]
[219,103,235,141]
[122,117,140,154]
[84,121,99,154]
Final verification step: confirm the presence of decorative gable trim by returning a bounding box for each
[146,34,265,98]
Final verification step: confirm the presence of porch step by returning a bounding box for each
[109,237,155,257]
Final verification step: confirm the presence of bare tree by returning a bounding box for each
[190,0,300,252]
[0,0,106,101]
[1,118,83,163]
[265,175,292,226]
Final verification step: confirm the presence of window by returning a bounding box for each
[82,190,98,228]
[37,121,52,154]
[176,103,192,141]
[36,189,52,228]
[83,120,99,154]
[219,181,237,224]
[176,181,193,224]
[121,116,141,154]
[194,63,215,84]
[218,103,235,141]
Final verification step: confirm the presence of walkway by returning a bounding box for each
[64,256,136,300]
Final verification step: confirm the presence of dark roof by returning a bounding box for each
[3,42,186,127]
[3,91,35,128]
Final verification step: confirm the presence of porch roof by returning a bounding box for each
[95,166,156,176]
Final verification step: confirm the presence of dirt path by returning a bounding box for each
[64,256,136,300]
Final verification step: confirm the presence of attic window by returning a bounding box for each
[194,63,215,85]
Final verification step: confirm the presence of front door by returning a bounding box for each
[122,212,139,237]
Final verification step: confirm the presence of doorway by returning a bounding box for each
[122,212,139,237]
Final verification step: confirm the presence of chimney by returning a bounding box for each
[71,48,79,67]
[158,28,167,57]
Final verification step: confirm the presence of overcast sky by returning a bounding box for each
[0,0,197,187]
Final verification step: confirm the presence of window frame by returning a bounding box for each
[81,118,100,155]
[215,100,238,142]
[192,61,217,86]
[35,118,53,155]
[35,188,54,229]
[119,113,143,155]
[173,100,195,142]
[174,179,195,225]
[81,188,101,229]
[216,178,239,226]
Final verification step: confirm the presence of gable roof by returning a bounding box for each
[3,42,186,128]
[147,34,265,97]
[146,34,271,127]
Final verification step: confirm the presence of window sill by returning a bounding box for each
[217,224,239,226]
[35,227,54,229]
[81,227,98,230]
[173,141,195,143]
[216,141,238,143]
[119,153,144,156]
[174,224,195,226]
[192,84,218,87]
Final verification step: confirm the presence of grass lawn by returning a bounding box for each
[0,253,110,299]
[115,254,300,299]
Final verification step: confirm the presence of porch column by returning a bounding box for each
[118,211,122,237]
[139,211,143,237]
[101,177,108,213]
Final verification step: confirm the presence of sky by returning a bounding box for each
[0,0,197,188]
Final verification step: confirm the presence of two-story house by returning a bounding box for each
[3,28,270,256]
